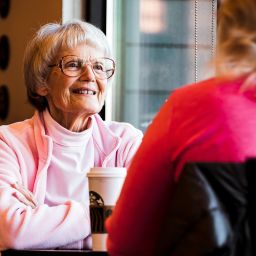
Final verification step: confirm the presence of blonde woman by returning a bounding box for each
[106,0,256,255]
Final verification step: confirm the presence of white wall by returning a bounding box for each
[0,0,62,124]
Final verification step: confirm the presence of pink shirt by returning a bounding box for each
[106,76,256,256]
[0,111,143,250]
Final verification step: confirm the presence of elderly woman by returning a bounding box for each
[0,20,142,250]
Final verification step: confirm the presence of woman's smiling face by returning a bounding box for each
[39,43,109,126]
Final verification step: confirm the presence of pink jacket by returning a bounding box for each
[0,111,142,250]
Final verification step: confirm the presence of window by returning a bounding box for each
[108,0,217,132]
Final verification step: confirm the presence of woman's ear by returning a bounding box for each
[36,85,49,96]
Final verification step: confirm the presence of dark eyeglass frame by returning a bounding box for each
[48,55,116,80]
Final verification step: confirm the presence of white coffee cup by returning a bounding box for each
[87,167,127,251]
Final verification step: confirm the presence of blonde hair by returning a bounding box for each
[216,0,256,78]
[23,20,111,111]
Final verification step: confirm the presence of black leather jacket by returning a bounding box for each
[157,160,255,256]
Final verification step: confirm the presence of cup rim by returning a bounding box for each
[87,167,127,178]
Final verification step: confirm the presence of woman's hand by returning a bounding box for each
[12,182,38,209]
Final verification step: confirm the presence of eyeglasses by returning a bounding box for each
[48,55,115,80]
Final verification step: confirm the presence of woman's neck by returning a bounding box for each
[47,108,92,132]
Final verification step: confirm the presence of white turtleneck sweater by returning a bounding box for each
[43,110,94,209]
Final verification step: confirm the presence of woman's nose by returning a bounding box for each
[79,64,96,81]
